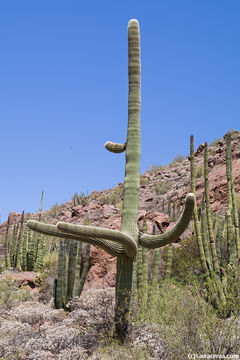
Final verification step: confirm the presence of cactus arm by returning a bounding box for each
[104,141,126,153]
[27,220,126,256]
[57,222,138,257]
[139,193,195,248]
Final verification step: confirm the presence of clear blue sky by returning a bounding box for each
[0,1,239,222]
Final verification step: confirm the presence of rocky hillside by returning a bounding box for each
[1,130,240,289]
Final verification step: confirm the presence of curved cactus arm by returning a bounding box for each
[139,193,195,249]
[57,222,138,257]
[104,141,126,153]
[27,221,125,257]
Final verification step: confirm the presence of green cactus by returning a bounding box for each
[27,19,194,340]
[76,243,91,297]
[73,241,83,298]
[200,203,212,271]
[204,143,219,274]
[66,240,78,301]
[4,216,10,269]
[55,239,67,309]
[55,239,91,308]
[226,134,235,265]
[190,135,208,274]
[151,225,160,289]
[165,243,173,280]
[226,134,240,260]
[14,211,24,270]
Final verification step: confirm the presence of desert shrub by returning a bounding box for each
[99,187,123,206]
[0,278,31,309]
[154,181,170,195]
[196,165,204,178]
[37,252,58,300]
[133,282,240,359]
[147,164,167,173]
[49,202,64,218]
[171,154,185,165]
[217,264,240,318]
[140,174,148,186]
[165,237,201,285]
[91,342,154,360]
[72,191,90,207]
[224,128,240,140]
[209,138,221,147]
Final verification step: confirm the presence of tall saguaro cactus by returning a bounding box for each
[27,19,195,341]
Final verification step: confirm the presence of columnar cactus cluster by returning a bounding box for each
[54,239,90,309]
[190,134,240,314]
[4,191,47,272]
[27,19,195,340]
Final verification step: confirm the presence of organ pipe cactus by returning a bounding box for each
[4,216,10,269]
[226,134,240,261]
[190,135,209,274]
[204,143,219,274]
[27,19,195,340]
[54,239,91,309]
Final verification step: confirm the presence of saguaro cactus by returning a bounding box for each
[27,19,195,340]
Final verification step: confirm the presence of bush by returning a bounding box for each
[37,252,58,300]
[49,202,64,218]
[166,237,201,285]
[171,154,185,165]
[154,181,170,195]
[98,187,123,206]
[72,191,90,207]
[133,282,240,359]
[0,277,31,309]
[140,174,148,186]
[147,165,167,173]
[196,165,204,178]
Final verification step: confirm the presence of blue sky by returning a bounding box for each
[0,1,239,222]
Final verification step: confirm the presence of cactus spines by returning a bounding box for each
[27,19,194,340]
